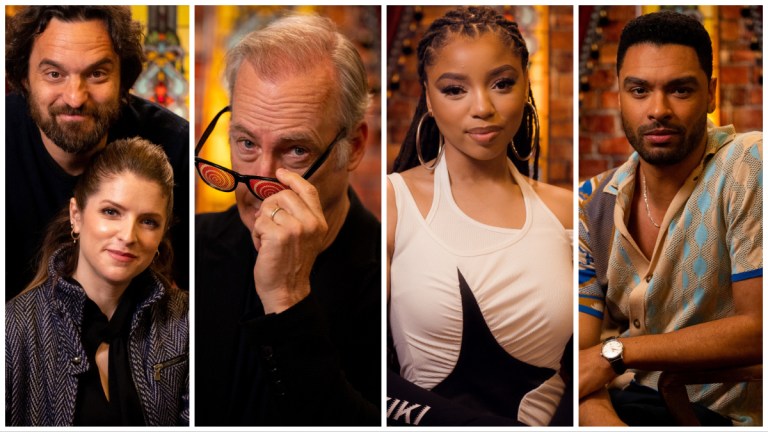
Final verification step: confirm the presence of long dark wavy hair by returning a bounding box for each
[25,137,175,293]
[392,6,540,178]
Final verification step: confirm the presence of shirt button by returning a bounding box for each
[71,356,82,365]
[633,319,641,329]
[645,274,652,283]
[260,346,274,360]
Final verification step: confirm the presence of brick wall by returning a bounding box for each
[387,6,573,190]
[579,6,763,180]
[718,6,763,133]
[548,6,575,189]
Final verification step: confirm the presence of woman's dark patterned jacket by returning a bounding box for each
[6,248,189,426]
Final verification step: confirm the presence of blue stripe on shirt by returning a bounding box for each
[732,268,763,282]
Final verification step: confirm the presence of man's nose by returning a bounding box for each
[62,77,88,108]
[647,92,673,122]
[253,154,280,178]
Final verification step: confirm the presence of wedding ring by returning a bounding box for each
[270,206,285,221]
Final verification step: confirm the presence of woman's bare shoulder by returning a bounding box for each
[395,166,433,195]
[391,166,434,219]
[527,179,573,229]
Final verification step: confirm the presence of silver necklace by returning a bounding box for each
[641,170,661,228]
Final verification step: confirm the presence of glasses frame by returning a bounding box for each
[195,105,346,200]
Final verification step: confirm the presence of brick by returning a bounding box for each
[558,74,573,95]
[550,98,573,119]
[598,136,631,155]
[599,42,619,65]
[601,91,620,109]
[722,87,748,106]
[579,92,599,110]
[719,66,750,85]
[719,21,741,42]
[719,6,744,20]
[552,50,573,73]
[589,68,616,90]
[401,78,422,97]
[579,158,609,180]
[551,30,573,52]
[732,107,763,131]
[606,6,638,21]
[581,114,616,133]
[546,160,570,185]
[579,135,594,154]
[549,139,573,158]
[726,49,757,63]
[388,100,412,118]
[551,7,573,26]
[601,21,626,42]
[551,120,573,139]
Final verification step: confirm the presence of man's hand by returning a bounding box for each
[579,343,617,399]
[251,168,328,314]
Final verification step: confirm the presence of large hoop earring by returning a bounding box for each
[510,101,540,162]
[415,112,445,171]
[70,225,80,244]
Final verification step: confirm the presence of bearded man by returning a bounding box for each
[6,6,189,298]
[578,10,762,426]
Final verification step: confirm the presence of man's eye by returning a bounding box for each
[291,147,308,156]
[239,140,256,150]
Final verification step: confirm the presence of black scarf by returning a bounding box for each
[73,278,148,426]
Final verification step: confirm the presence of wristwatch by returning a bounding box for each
[601,336,627,374]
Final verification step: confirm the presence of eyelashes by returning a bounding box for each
[493,77,517,91]
[439,85,466,96]
[437,78,518,97]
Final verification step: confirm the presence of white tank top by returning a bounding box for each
[388,154,573,425]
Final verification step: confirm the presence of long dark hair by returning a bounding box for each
[392,6,539,178]
[25,137,175,292]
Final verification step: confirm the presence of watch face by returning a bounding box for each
[602,339,623,359]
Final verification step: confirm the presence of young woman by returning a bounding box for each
[6,137,188,426]
[387,7,573,426]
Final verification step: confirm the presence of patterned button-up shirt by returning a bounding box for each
[578,124,762,425]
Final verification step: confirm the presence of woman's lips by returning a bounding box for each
[467,126,502,143]
[107,249,138,263]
